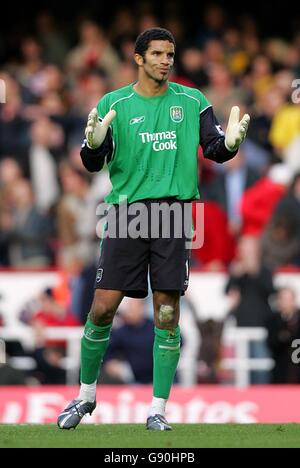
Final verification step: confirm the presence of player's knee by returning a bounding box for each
[158,304,176,328]
[88,300,116,326]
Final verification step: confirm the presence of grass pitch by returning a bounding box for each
[0,424,300,448]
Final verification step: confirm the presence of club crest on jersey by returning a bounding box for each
[170,106,184,123]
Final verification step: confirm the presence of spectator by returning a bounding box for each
[261,213,300,271]
[70,260,98,325]
[0,360,27,385]
[186,294,224,383]
[35,12,70,67]
[248,55,274,101]
[205,149,260,236]
[109,8,137,45]
[66,20,120,83]
[273,172,300,234]
[56,163,98,263]
[196,4,226,45]
[225,235,275,383]
[30,288,80,345]
[196,319,223,384]
[226,235,275,328]
[29,117,62,212]
[0,158,23,265]
[223,27,250,77]
[240,163,293,236]
[0,179,53,267]
[30,346,66,385]
[247,86,285,155]
[269,101,300,156]
[266,287,300,383]
[203,62,249,122]
[0,73,31,167]
[191,200,236,269]
[28,288,81,384]
[70,68,109,115]
[17,36,45,102]
[102,298,154,384]
[177,45,209,88]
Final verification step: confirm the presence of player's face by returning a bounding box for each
[140,40,175,83]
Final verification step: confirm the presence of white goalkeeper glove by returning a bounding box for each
[85,108,116,149]
[225,106,250,152]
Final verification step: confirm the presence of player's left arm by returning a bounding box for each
[200,106,250,163]
[80,105,116,173]
[80,129,113,172]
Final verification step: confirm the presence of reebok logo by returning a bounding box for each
[130,116,145,125]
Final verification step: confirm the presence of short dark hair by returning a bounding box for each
[134,27,176,58]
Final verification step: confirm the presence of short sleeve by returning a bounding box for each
[187,88,212,114]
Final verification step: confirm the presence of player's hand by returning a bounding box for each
[225,106,250,152]
[85,108,116,149]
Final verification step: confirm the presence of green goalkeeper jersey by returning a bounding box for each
[97,81,211,204]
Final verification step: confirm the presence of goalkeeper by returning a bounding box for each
[57,27,249,431]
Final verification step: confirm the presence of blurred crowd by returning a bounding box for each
[1,3,300,385]
[1,5,300,272]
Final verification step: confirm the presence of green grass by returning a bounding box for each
[0,424,300,448]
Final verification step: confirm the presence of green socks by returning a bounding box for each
[80,321,180,399]
[153,326,181,399]
[80,320,112,385]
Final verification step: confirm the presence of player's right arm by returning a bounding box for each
[80,106,116,172]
